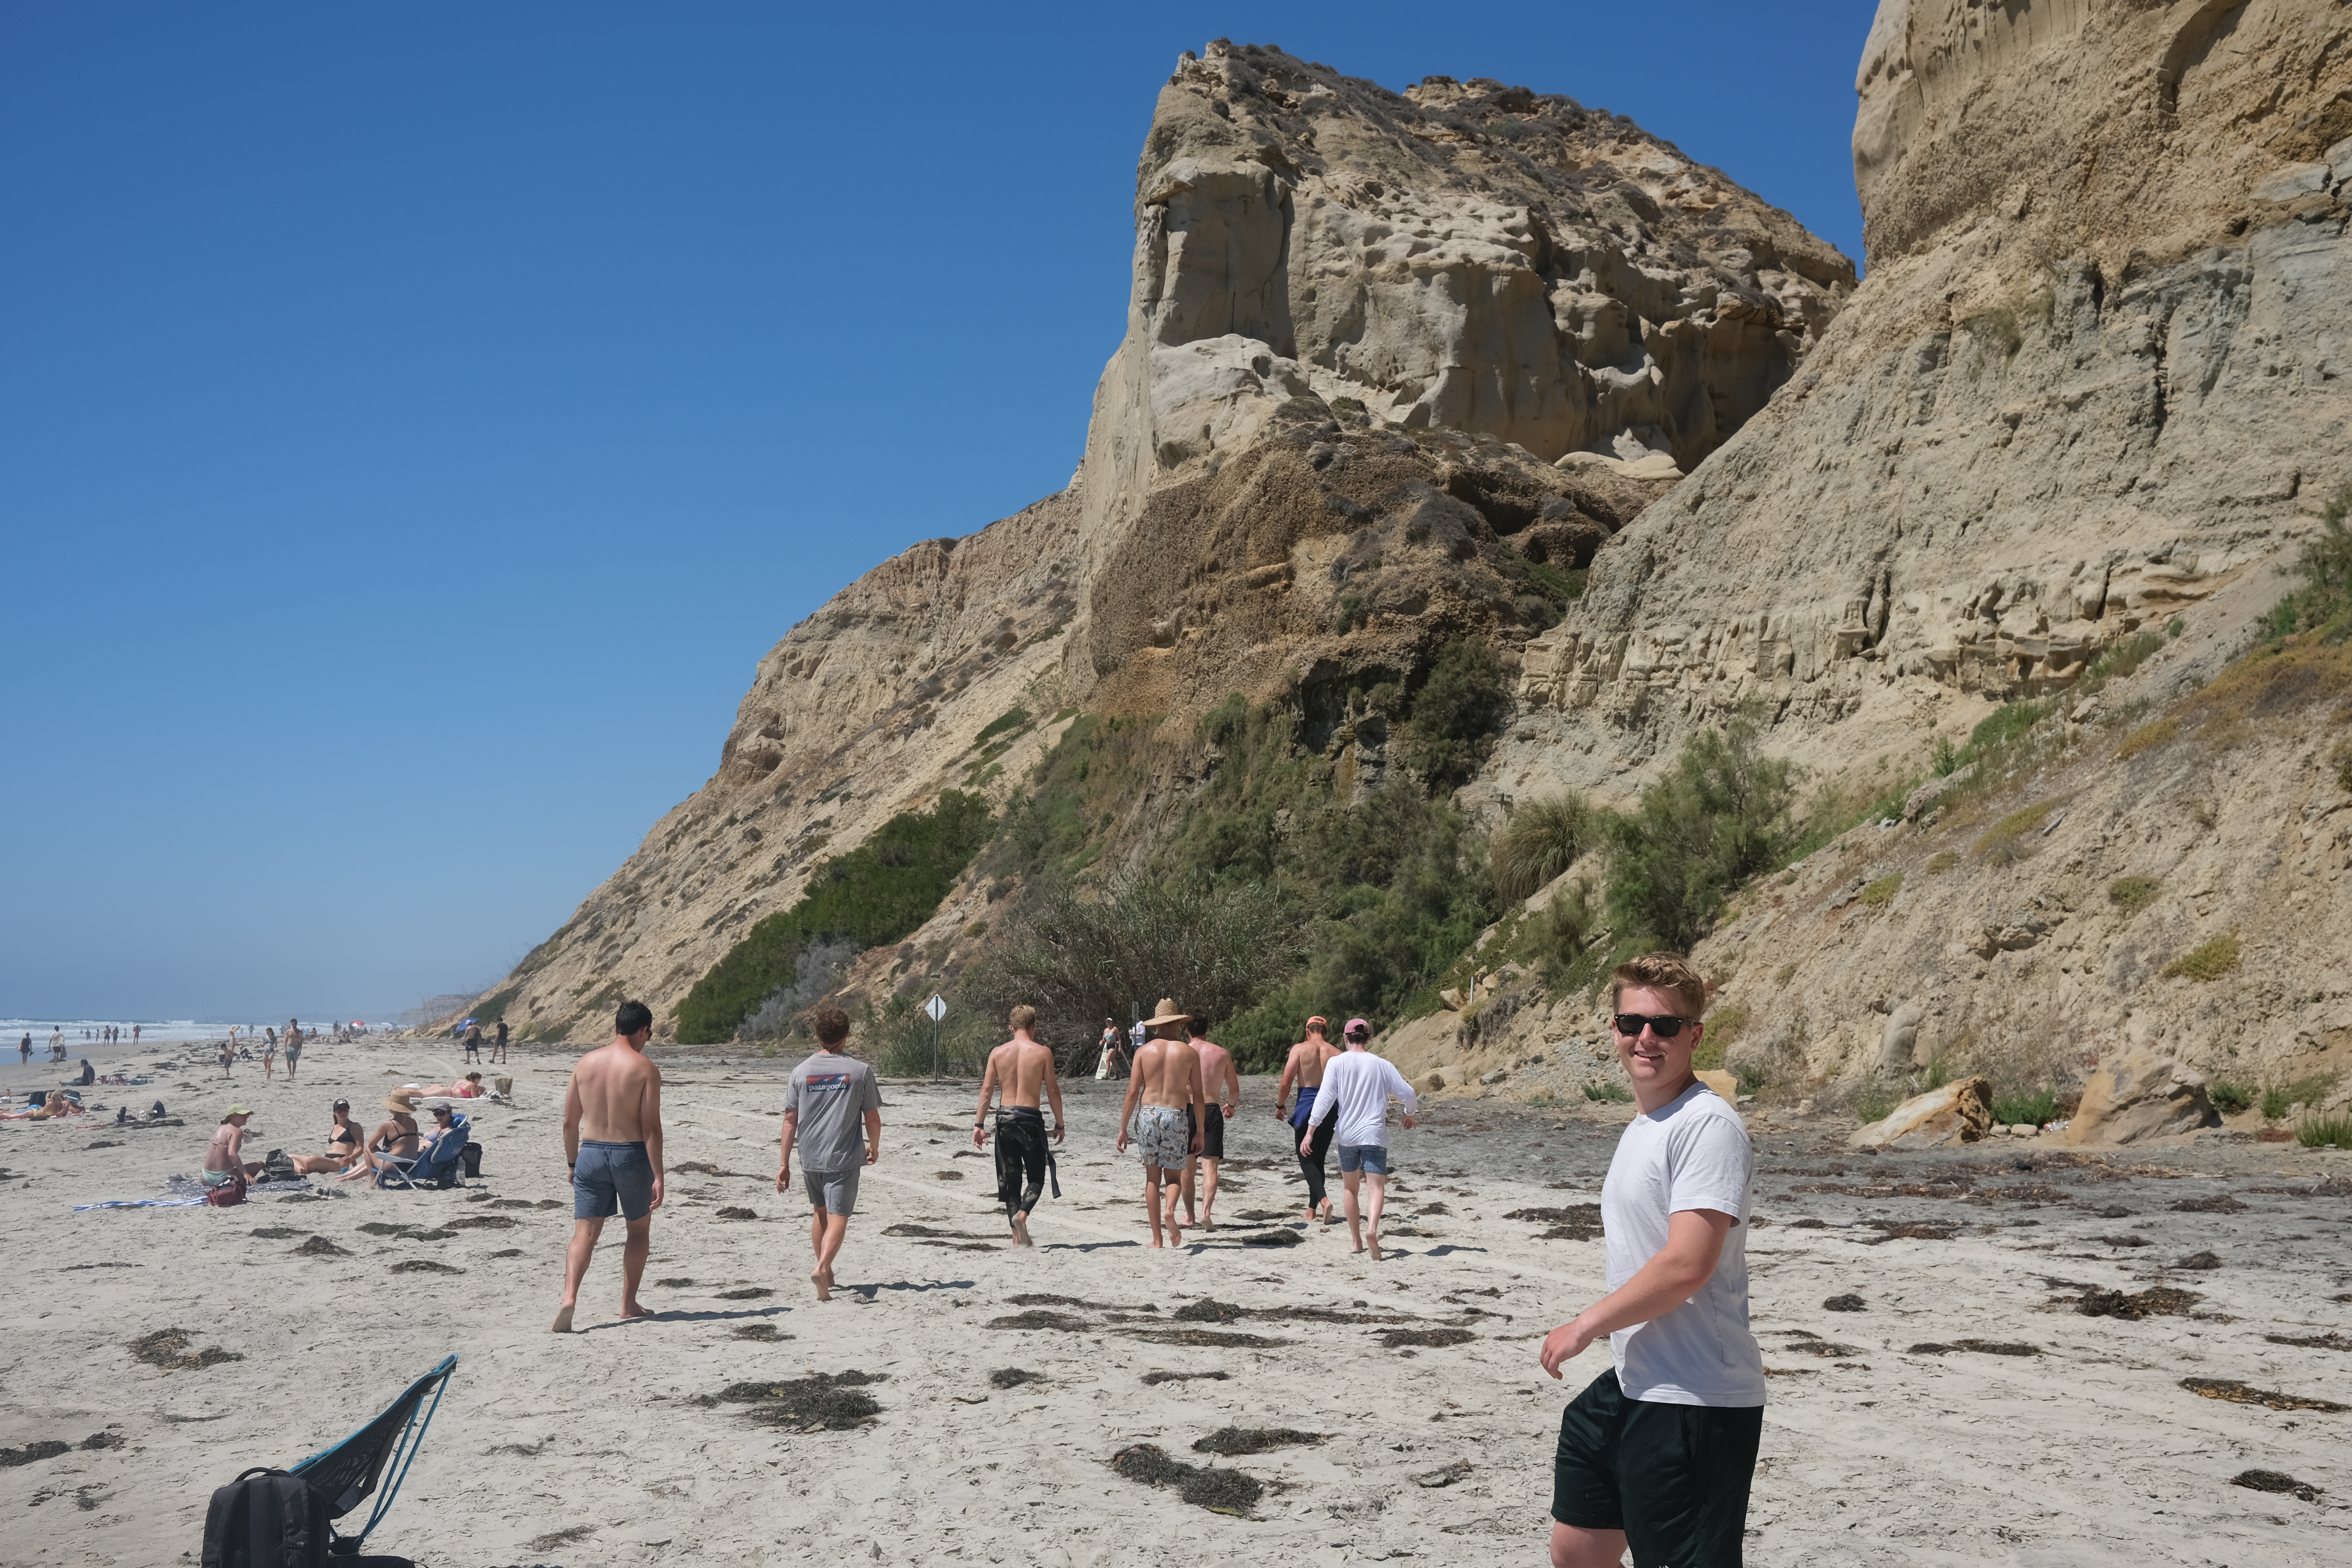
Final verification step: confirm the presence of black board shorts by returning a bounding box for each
[1553,1367,1762,1567]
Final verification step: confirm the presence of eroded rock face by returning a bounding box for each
[1849,1075,1992,1149]
[1513,0,2352,747]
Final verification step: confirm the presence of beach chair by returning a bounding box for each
[376,1116,470,1191]
[286,1354,457,1558]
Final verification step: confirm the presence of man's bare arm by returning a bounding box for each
[1220,1055,1241,1115]
[1115,1051,1145,1150]
[1274,1048,1299,1115]
[1044,1066,1066,1144]
[971,1051,1001,1149]
[641,1067,665,1213]
[562,1072,583,1168]
[863,1107,883,1167]
[1188,1050,1206,1155]
[776,1108,799,1190]
[1539,1209,1734,1377]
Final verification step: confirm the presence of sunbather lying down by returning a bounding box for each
[3,1093,86,1120]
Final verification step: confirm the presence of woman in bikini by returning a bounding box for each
[286,1099,365,1175]
[338,1094,423,1182]
[203,1107,263,1195]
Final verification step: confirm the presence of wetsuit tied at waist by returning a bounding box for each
[993,1106,1061,1218]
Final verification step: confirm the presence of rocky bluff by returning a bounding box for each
[459,42,1857,1041]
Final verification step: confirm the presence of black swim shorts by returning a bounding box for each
[1199,1103,1224,1159]
[1552,1367,1762,1567]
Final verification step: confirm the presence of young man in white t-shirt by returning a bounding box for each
[1538,952,1764,1568]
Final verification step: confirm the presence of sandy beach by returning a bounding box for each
[2,1039,2348,1566]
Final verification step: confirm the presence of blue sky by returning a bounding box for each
[1,1,1880,1022]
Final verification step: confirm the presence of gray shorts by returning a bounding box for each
[1337,1142,1389,1175]
[806,1166,861,1217]
[573,1140,655,1221]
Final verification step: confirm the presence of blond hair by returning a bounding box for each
[1008,1004,1038,1033]
[1609,951,1706,1017]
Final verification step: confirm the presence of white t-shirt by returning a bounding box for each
[1302,1049,1418,1147]
[1600,1080,1766,1408]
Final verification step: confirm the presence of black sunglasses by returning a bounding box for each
[1613,1013,1694,1038]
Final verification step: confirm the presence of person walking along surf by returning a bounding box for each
[778,1006,881,1302]
[1299,1018,1416,1259]
[1275,1016,1341,1225]
[1115,998,1204,1248]
[1183,1015,1240,1230]
[972,1005,1064,1246]
[554,1001,665,1333]
[1538,952,1763,1568]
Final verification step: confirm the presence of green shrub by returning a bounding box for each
[2107,876,2161,917]
[1334,593,1366,635]
[1492,794,1596,901]
[2260,1084,2292,1121]
[2162,931,2241,983]
[2209,1081,2254,1115]
[2333,737,2352,793]
[1200,692,1249,749]
[2086,628,2166,683]
[1693,1003,1745,1072]
[1973,798,2063,860]
[1969,699,2052,753]
[469,986,520,1026]
[2296,1113,2352,1148]
[1990,1087,2060,1127]
[974,706,1032,746]
[1400,639,1511,787]
[1931,737,1963,777]
[676,792,994,1043]
[1329,395,1366,414]
[962,870,1298,1075]
[1851,1090,1897,1126]
[2257,482,2352,645]
[868,988,994,1078]
[1860,874,1902,908]
[1583,1079,1632,1103]
[2114,718,2178,760]
[1526,879,1599,988]
[1925,852,1957,875]
[1604,719,1796,949]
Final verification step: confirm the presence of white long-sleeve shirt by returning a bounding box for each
[1303,1049,1418,1147]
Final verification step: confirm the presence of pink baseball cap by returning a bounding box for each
[1344,1018,1370,1036]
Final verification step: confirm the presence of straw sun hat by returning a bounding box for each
[1142,998,1190,1027]
[383,1093,418,1113]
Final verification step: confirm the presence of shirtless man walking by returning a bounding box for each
[778,1006,882,1302]
[554,1000,665,1333]
[972,1004,1064,1246]
[1274,1015,1341,1225]
[1183,1015,1240,1230]
[1115,998,1204,1248]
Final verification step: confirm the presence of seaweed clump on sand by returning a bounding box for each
[390,1259,464,1274]
[0,1441,71,1468]
[291,1235,351,1257]
[1141,1370,1230,1385]
[986,1310,1091,1332]
[1822,1294,1867,1311]
[1375,1327,1476,1350]
[1126,1328,1289,1349]
[2231,1468,2324,1502]
[2075,1287,2201,1319]
[990,1368,1046,1389]
[1173,1298,1251,1323]
[1193,1427,1322,1455]
[129,1329,243,1372]
[2181,1378,2347,1413]
[1506,1204,1603,1240]
[706,1371,886,1430]
[1908,1340,2041,1356]
[1110,1443,1264,1515]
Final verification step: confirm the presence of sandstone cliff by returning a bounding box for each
[456,43,1855,1043]
[1394,0,2352,1121]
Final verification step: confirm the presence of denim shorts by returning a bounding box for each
[572,1139,655,1221]
[1337,1142,1389,1175]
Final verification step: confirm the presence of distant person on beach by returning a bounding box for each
[1115,999,1205,1248]
[555,1000,665,1333]
[1183,1015,1240,1231]
[78,1058,94,1086]
[260,1033,278,1080]
[463,1022,482,1063]
[217,1039,235,1078]
[18,1034,28,1064]
[283,1027,300,1078]
[1300,1018,1417,1260]
[340,1093,423,1181]
[286,1098,365,1175]
[1539,952,1763,1568]
[1276,1016,1341,1226]
[1094,1018,1124,1081]
[972,1005,1063,1246]
[493,1020,510,1063]
[203,1106,263,1200]
[50,1027,65,1062]
[132,1024,140,1044]
[778,1006,882,1300]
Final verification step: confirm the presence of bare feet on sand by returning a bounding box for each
[1011,1213,1032,1247]
[620,1303,655,1321]
[811,1265,832,1302]
[1368,1229,1384,1262]
[551,1305,576,1334]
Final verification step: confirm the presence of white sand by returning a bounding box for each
[2,1043,2347,1565]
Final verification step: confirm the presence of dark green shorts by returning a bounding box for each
[1553,1367,1762,1568]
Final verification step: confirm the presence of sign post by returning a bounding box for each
[925,993,947,1079]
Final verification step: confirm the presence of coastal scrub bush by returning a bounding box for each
[2162,931,2241,983]
[739,936,861,1043]
[2114,718,2179,760]
[1973,798,2063,861]
[1692,1003,1745,1072]
[1399,639,1511,787]
[1526,879,1598,988]
[1603,719,1796,949]
[2254,482,2352,645]
[1926,852,1958,874]
[962,870,1297,1075]
[2261,1085,2292,1121]
[2208,1081,2254,1115]
[974,707,1032,746]
[1491,793,1595,901]
[2107,876,2161,917]
[1991,1087,2060,1127]
[677,792,994,1044]
[2296,1113,2352,1148]
[1860,874,1903,908]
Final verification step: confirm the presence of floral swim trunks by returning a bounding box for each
[1132,1104,1190,1170]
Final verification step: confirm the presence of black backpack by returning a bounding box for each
[201,1467,329,1568]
